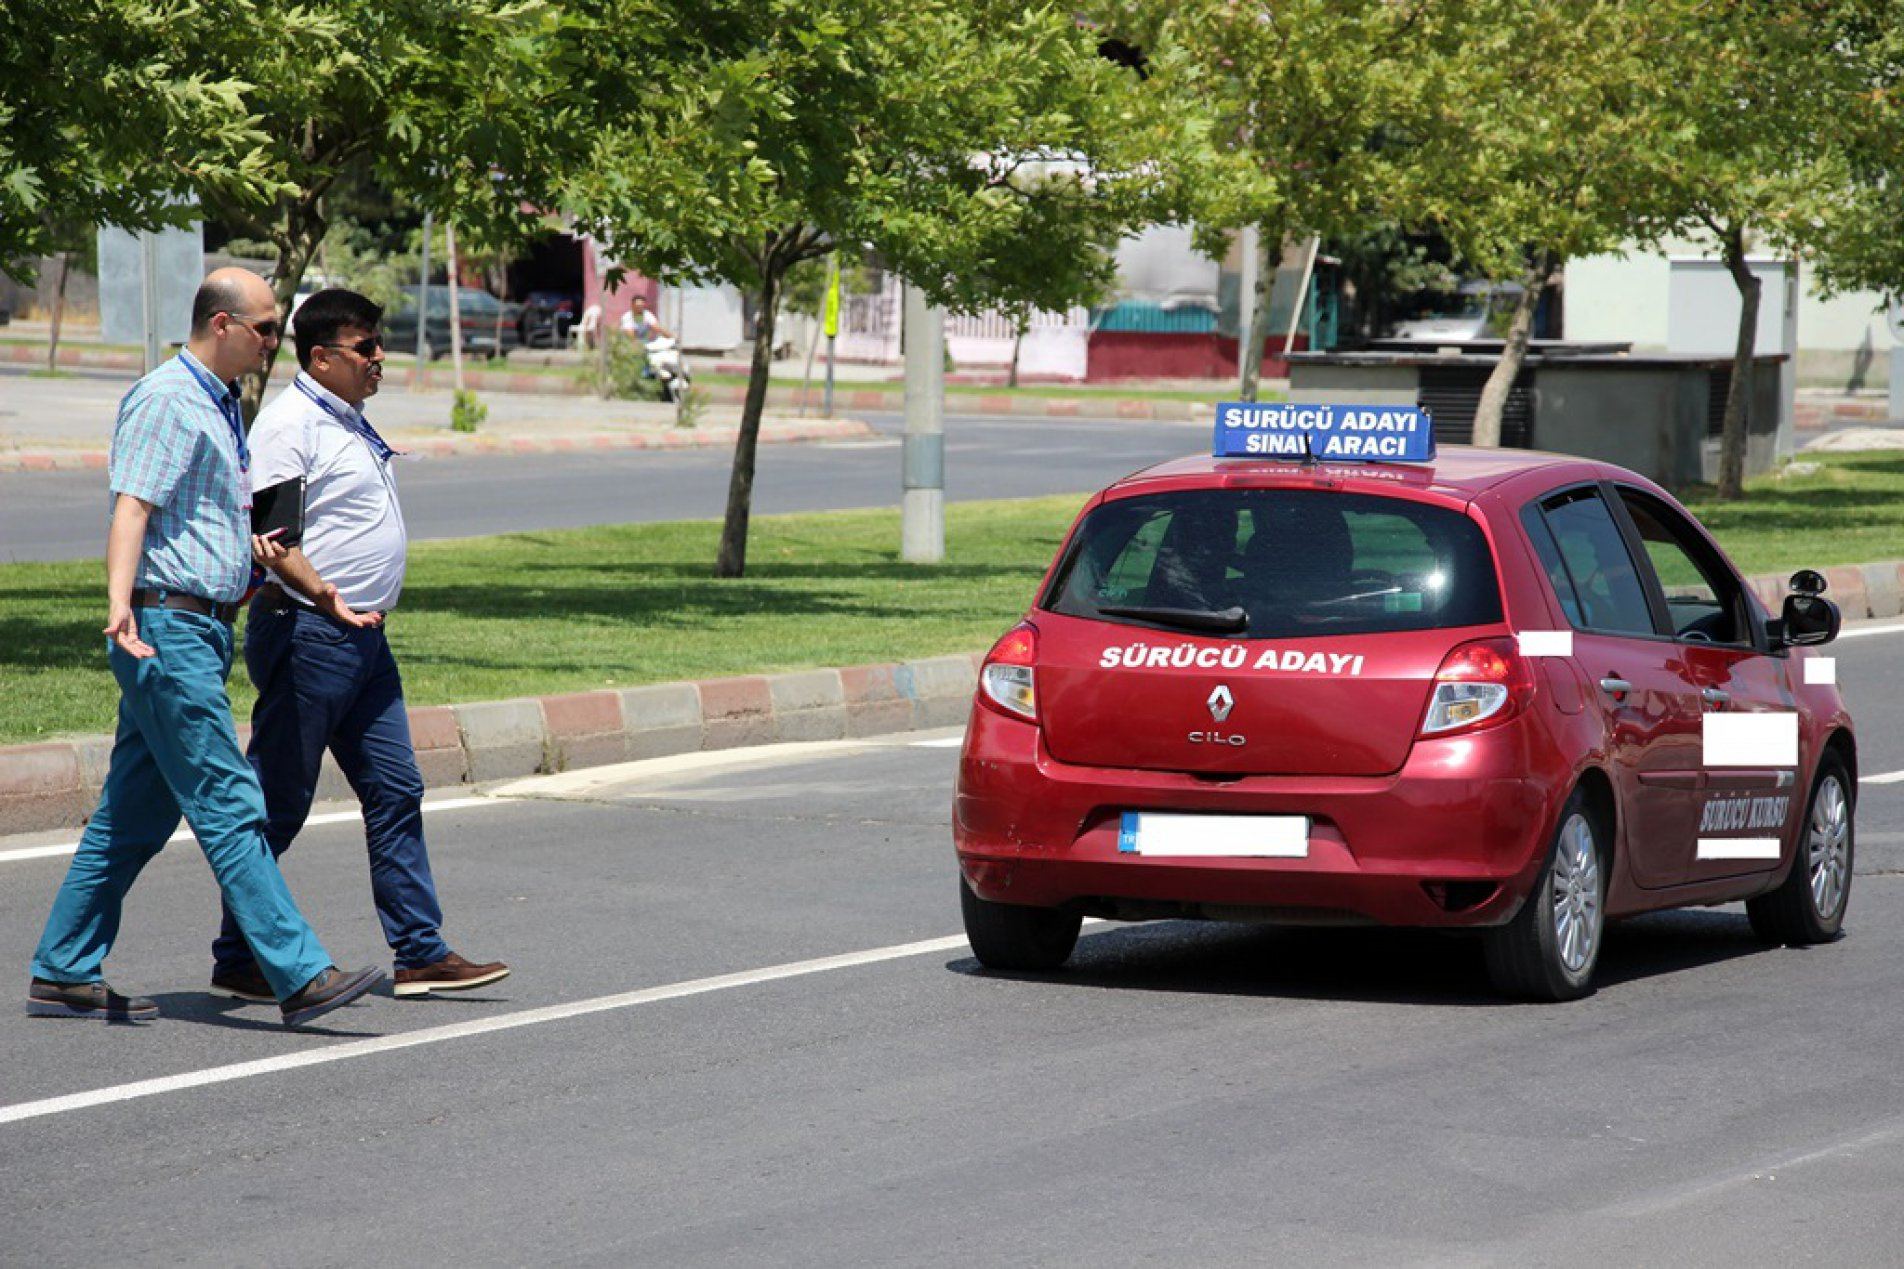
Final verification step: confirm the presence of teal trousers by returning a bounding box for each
[30,607,333,1000]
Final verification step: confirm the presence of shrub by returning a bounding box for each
[450,389,487,433]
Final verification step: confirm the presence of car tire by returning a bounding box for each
[1484,788,1606,1001]
[1747,753,1853,946]
[959,876,1081,972]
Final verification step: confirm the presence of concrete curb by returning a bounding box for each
[6,558,1897,837]
[0,652,985,836]
[0,418,875,472]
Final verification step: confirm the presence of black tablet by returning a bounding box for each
[250,476,305,548]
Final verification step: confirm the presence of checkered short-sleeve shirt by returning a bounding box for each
[108,351,253,603]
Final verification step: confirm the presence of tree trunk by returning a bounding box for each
[1471,253,1550,449]
[242,211,323,423]
[717,263,782,578]
[1237,223,1280,402]
[447,223,466,395]
[45,251,68,374]
[1716,223,1760,501]
[1009,317,1027,388]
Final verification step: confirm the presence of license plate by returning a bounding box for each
[1117,812,1310,858]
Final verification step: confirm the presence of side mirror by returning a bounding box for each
[1780,590,1841,647]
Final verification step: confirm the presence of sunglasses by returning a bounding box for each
[224,313,282,340]
[320,335,385,358]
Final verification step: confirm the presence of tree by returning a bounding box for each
[1649,2,1879,499]
[107,0,665,415]
[1419,0,1693,446]
[1798,6,1904,307]
[1114,0,1458,401]
[572,0,1204,576]
[0,1,282,268]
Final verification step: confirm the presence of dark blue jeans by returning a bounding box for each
[213,602,451,973]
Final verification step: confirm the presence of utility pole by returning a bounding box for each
[137,229,161,374]
[901,283,945,563]
[822,253,841,419]
[413,211,432,385]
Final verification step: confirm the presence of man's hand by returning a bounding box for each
[315,582,383,629]
[251,531,289,569]
[104,599,155,659]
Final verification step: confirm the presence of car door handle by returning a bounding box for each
[1598,676,1633,696]
[1701,686,1730,707]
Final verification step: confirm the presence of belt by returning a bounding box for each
[130,589,240,624]
[253,582,303,613]
[254,583,387,624]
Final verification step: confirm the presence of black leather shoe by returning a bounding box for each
[27,977,158,1022]
[209,963,275,1005]
[280,966,383,1028]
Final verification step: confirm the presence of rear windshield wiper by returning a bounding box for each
[1096,604,1249,635]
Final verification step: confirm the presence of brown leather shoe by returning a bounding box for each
[209,963,275,1005]
[393,952,510,997]
[27,977,158,1022]
[280,966,383,1028]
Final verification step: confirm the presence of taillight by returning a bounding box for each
[979,621,1038,721]
[1419,637,1533,737]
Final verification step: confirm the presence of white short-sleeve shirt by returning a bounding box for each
[250,372,408,612]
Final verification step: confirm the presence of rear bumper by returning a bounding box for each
[953,704,1563,928]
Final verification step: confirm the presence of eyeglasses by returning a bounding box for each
[320,335,385,358]
[224,313,282,340]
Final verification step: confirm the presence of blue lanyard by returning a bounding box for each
[178,354,249,473]
[295,378,395,463]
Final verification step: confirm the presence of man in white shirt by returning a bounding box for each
[207,288,508,1003]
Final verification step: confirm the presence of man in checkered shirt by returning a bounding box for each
[26,268,381,1029]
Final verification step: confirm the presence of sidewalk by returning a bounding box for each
[2,558,1898,835]
[0,360,875,471]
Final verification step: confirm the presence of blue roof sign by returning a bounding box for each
[1213,402,1436,463]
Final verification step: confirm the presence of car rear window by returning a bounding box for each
[1043,488,1502,637]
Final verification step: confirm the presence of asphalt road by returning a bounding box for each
[4,625,1904,1265]
[0,412,1202,563]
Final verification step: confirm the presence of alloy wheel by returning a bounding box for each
[1808,775,1851,919]
[1551,813,1602,974]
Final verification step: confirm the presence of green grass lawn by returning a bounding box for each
[0,497,1086,745]
[4,451,1901,747]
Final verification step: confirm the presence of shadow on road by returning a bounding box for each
[945,907,1776,1006]
[146,992,380,1037]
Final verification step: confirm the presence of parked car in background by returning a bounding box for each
[1386,281,1521,343]
[517,290,582,349]
[383,285,522,359]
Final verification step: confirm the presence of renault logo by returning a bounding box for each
[1207,684,1235,723]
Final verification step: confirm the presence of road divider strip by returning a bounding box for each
[0,922,1101,1127]
[0,655,982,836]
[8,561,1904,837]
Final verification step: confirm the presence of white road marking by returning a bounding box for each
[911,736,966,748]
[1836,621,1904,640]
[0,796,512,866]
[0,922,1099,1126]
[490,739,887,798]
[1864,769,1904,784]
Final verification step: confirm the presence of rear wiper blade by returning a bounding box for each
[1097,604,1248,634]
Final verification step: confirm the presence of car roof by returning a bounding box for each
[1106,445,1599,503]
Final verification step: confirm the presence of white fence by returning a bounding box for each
[834,273,1091,379]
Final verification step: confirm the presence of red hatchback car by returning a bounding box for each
[954,446,1855,1000]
